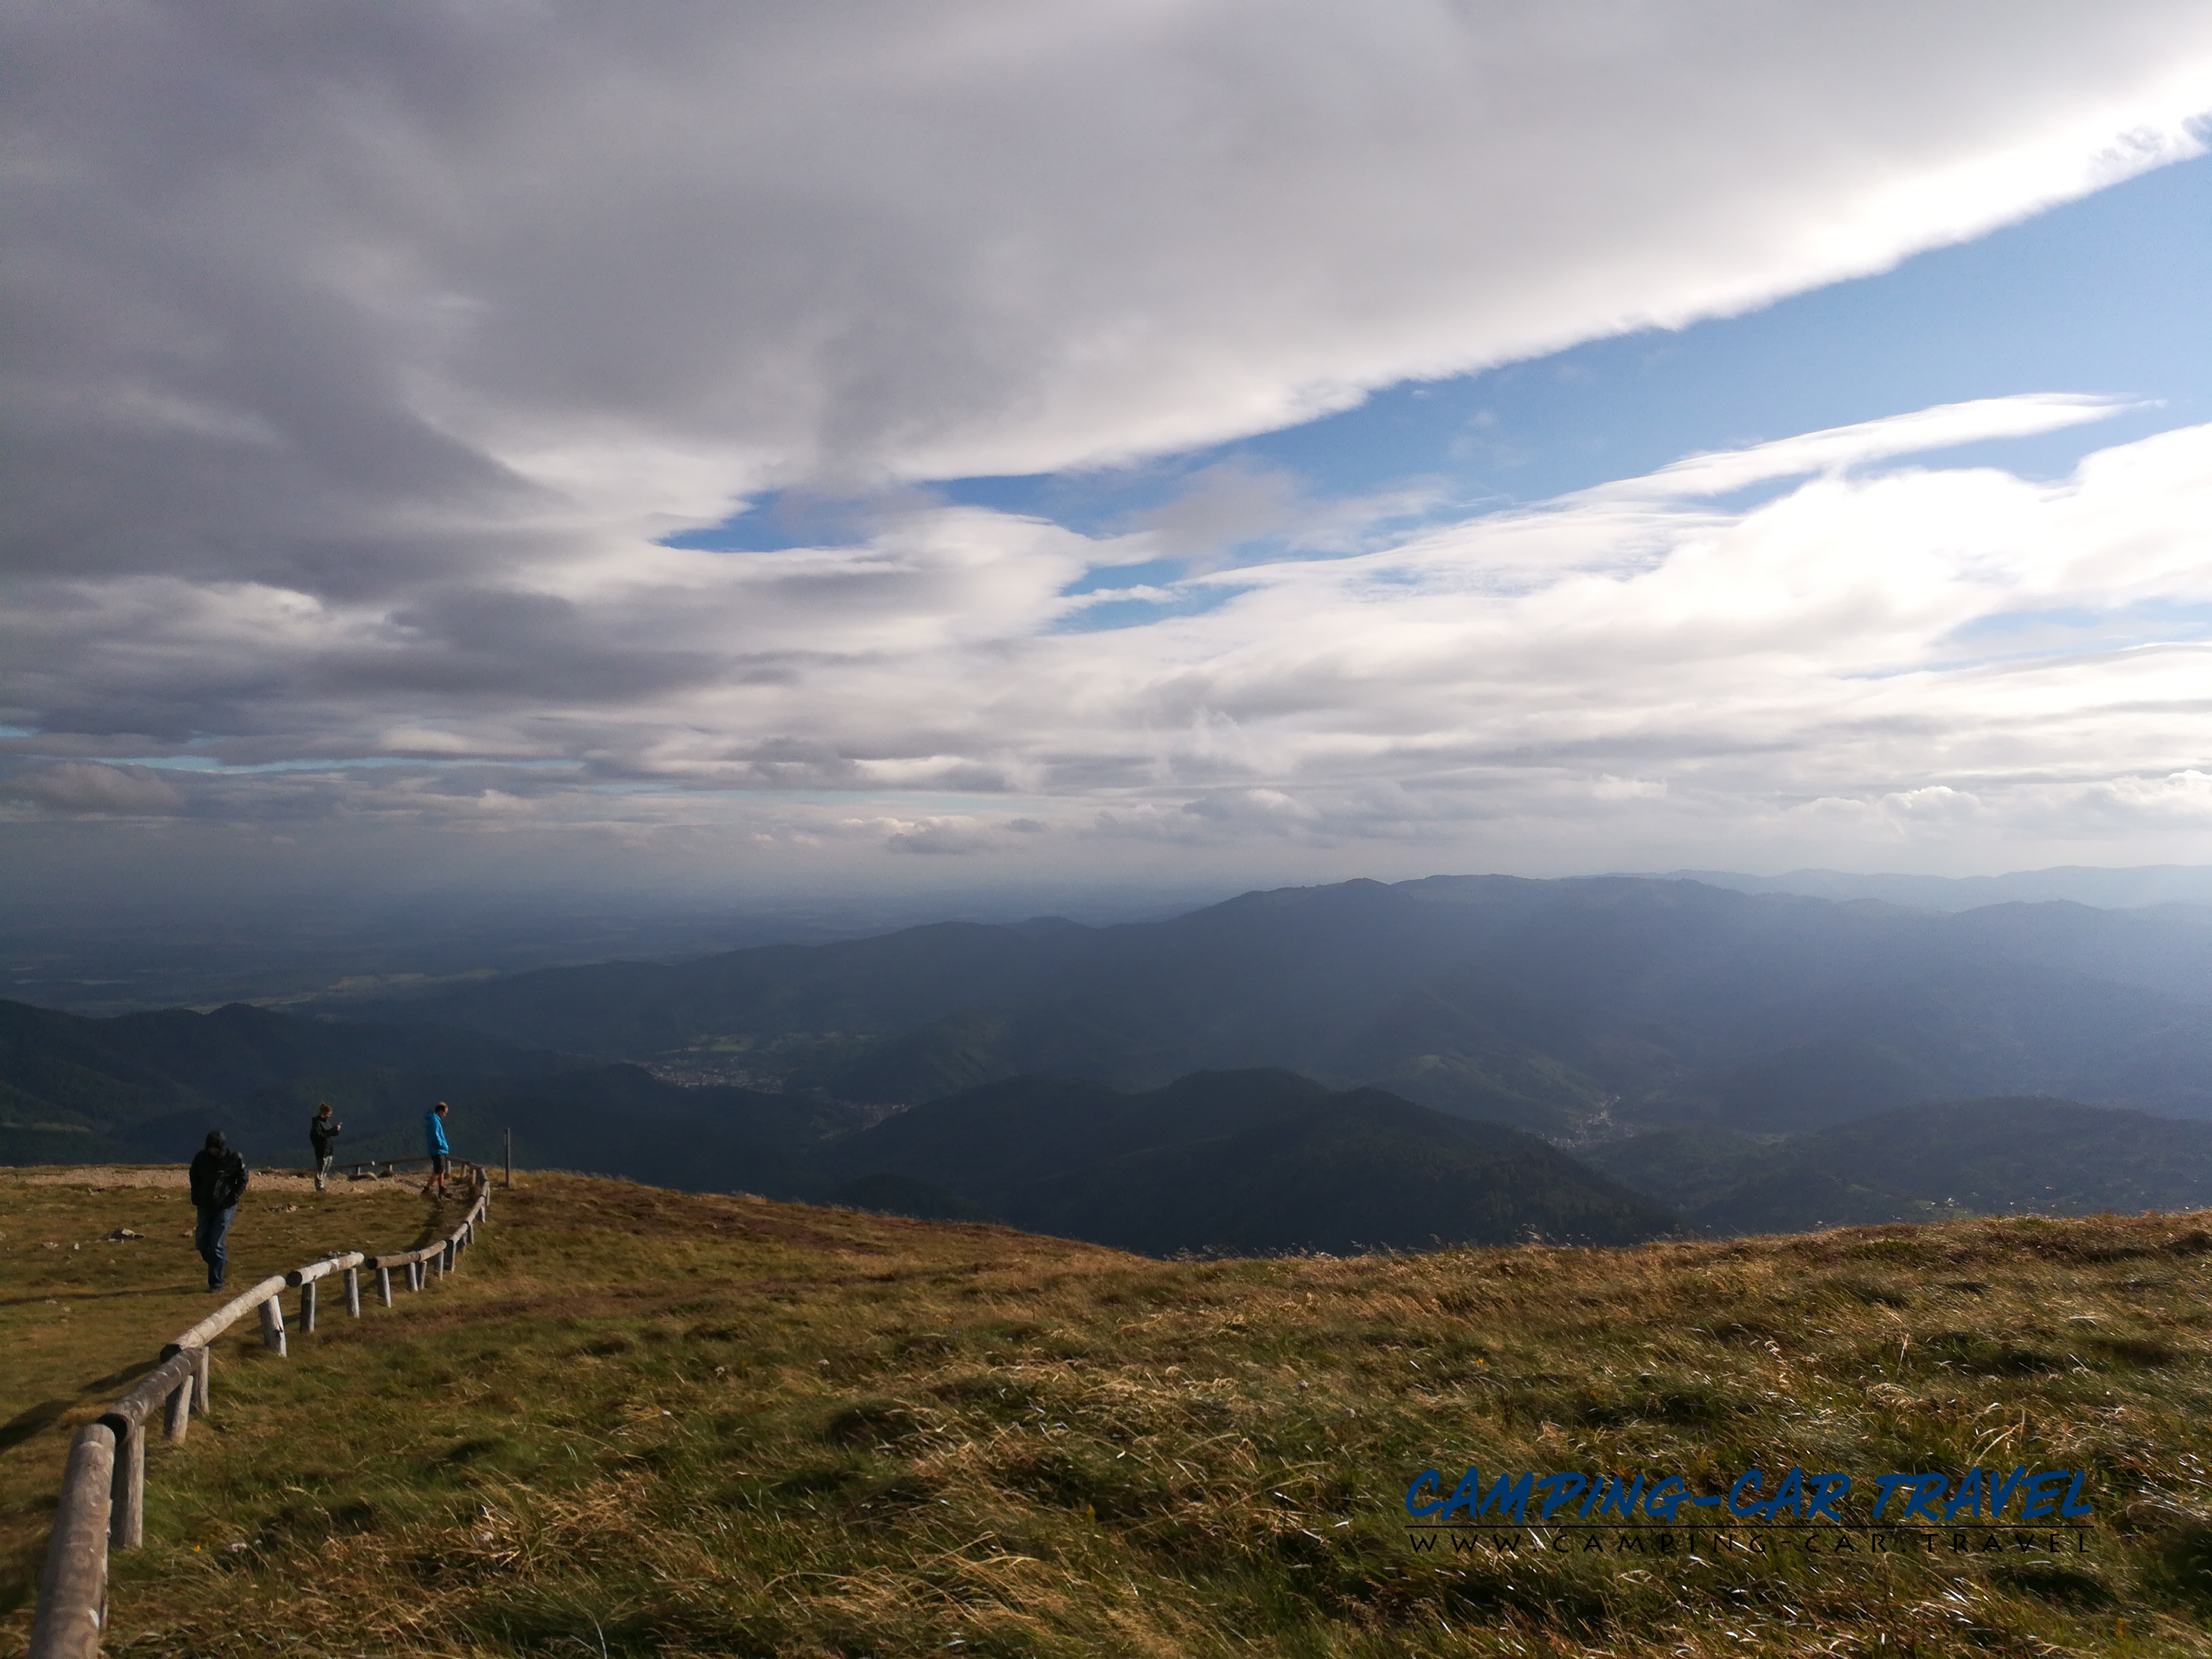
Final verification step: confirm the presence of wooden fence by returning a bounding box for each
[27,1164,495,1659]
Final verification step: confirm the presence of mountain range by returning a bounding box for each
[339,874,2212,1132]
[7,872,2212,1250]
[1651,863,2212,911]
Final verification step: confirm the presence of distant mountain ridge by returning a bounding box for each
[340,874,2212,1132]
[1649,864,2212,912]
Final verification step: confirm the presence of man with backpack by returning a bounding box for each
[188,1130,250,1292]
[309,1102,343,1191]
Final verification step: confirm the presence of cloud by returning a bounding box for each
[10,397,2207,890]
[883,817,1002,856]
[1136,462,1303,567]
[6,1,2209,607]
[4,761,186,815]
[1583,394,2139,503]
[1128,460,1452,572]
[7,5,2212,895]
[2066,769,2212,828]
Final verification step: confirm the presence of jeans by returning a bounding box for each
[194,1204,235,1290]
[314,1153,335,1189]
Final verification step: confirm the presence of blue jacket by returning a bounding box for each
[424,1109,449,1155]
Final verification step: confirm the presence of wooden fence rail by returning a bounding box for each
[27,1164,493,1659]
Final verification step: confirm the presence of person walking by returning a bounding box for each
[187,1130,250,1292]
[308,1102,343,1191]
[421,1100,452,1198]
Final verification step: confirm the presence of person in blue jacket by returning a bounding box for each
[420,1100,452,1198]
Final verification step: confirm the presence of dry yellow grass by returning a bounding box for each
[4,1170,2210,1657]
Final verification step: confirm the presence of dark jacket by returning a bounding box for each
[309,1115,342,1155]
[188,1148,249,1210]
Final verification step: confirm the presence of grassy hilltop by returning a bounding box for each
[3,1171,2212,1657]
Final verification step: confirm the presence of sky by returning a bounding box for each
[4,1,2211,922]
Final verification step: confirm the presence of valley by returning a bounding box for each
[7,875,2212,1249]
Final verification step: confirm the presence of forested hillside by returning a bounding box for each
[818,1069,1679,1252]
[0,998,867,1181]
[1584,1097,2212,1235]
[359,876,2212,1131]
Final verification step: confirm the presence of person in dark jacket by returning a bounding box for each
[308,1103,343,1191]
[187,1130,250,1292]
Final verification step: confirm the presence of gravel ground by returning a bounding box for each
[10,1164,434,1193]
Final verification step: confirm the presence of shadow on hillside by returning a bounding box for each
[403,1197,463,1253]
[0,1286,203,1311]
[0,1401,70,1456]
[0,1355,165,1456]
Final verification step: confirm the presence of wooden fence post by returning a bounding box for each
[504,1126,513,1189]
[29,1424,112,1659]
[44,1215,510,1654]
[258,1296,287,1357]
[164,1372,191,1443]
[107,1420,143,1551]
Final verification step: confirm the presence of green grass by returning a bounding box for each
[0,1166,443,1598]
[4,1171,2211,1656]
